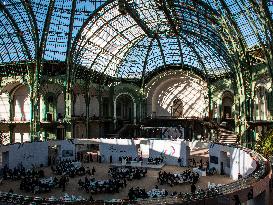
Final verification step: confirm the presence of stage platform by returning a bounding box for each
[110,162,165,170]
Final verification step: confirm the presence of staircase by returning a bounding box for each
[117,124,140,138]
[219,127,237,144]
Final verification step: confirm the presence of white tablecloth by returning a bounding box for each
[193,168,206,176]
[130,161,142,167]
[147,189,166,198]
[40,177,54,185]
[72,162,81,169]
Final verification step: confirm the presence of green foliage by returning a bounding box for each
[255,129,273,158]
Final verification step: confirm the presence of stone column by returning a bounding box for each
[8,94,13,122]
[133,102,137,125]
[85,92,90,138]
[113,98,117,130]
[8,124,15,143]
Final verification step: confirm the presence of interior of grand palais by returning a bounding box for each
[0,0,273,205]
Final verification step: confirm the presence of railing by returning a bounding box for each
[144,116,203,120]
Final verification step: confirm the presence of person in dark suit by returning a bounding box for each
[92,167,96,175]
[191,183,196,194]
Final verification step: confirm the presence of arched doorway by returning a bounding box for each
[44,93,57,122]
[256,86,267,120]
[222,91,234,119]
[172,99,183,118]
[116,94,134,123]
[13,85,30,121]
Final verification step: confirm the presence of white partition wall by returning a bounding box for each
[99,139,138,163]
[149,140,189,166]
[7,142,48,169]
[209,144,257,180]
[48,140,76,161]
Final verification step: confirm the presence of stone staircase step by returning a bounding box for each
[218,127,237,144]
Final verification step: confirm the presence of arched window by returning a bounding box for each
[116,94,134,122]
[222,91,234,119]
[172,99,183,118]
[45,93,56,122]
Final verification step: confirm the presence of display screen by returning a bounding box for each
[62,150,73,157]
[210,155,218,164]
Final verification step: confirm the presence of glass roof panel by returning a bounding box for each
[42,0,106,60]
[73,0,146,78]
[0,9,28,62]
[203,0,266,48]
[145,38,165,74]
[3,0,35,59]
[0,0,270,81]
[74,0,233,80]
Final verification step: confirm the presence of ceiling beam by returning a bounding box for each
[0,2,31,60]
[119,0,154,38]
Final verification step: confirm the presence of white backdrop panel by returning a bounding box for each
[99,139,138,163]
[8,142,48,169]
[149,140,188,166]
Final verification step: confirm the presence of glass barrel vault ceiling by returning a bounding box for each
[0,0,106,62]
[73,0,233,80]
[0,0,271,81]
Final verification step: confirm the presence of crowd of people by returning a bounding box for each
[118,156,142,163]
[108,167,147,180]
[20,176,54,193]
[157,169,199,186]
[0,151,227,204]
[0,192,86,204]
[147,157,164,165]
[78,177,125,194]
[188,158,209,169]
[2,165,44,181]
[128,187,149,200]
[19,174,70,194]
[128,186,168,200]
[51,159,86,177]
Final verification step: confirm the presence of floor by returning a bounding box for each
[0,149,234,201]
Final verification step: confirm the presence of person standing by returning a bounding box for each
[192,158,196,167]
[191,183,196,194]
[92,167,96,175]
[123,178,127,187]
[199,158,203,169]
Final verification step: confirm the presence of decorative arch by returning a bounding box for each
[114,92,136,125]
[74,94,86,117]
[57,93,65,118]
[40,83,63,97]
[43,92,57,122]
[13,85,30,121]
[172,99,183,118]
[74,123,86,138]
[147,70,208,118]
[254,83,268,121]
[222,90,234,119]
